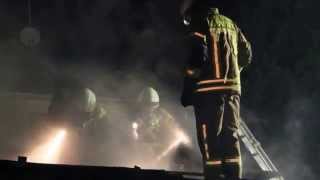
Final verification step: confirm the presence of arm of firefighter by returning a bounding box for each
[184,32,205,79]
[180,33,204,107]
[237,28,252,72]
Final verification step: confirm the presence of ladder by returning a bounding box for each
[238,119,284,180]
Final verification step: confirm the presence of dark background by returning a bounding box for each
[0,0,319,179]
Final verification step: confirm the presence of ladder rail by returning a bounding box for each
[239,119,284,180]
[239,120,274,171]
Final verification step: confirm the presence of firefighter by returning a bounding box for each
[48,85,109,164]
[133,87,190,169]
[134,87,176,154]
[181,2,252,180]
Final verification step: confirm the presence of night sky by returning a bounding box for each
[0,0,319,179]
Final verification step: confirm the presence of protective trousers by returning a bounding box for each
[194,93,241,180]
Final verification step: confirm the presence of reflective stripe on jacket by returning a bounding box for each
[181,9,252,106]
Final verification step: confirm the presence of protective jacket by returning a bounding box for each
[181,8,252,106]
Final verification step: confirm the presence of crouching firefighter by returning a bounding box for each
[181,4,252,180]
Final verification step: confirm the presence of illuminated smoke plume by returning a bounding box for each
[157,129,190,161]
[28,129,67,164]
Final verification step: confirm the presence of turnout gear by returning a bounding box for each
[181,8,252,105]
[134,87,177,157]
[195,93,242,179]
[181,7,252,180]
[47,85,112,165]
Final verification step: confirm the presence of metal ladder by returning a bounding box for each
[238,119,284,180]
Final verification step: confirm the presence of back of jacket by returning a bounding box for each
[181,8,252,106]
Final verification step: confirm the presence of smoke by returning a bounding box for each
[28,129,67,164]
[239,98,319,180]
[278,98,318,180]
[0,1,319,179]
[0,0,200,172]
[180,0,194,15]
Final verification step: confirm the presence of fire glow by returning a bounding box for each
[29,129,67,164]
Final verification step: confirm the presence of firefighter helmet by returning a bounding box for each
[78,88,96,113]
[137,87,160,110]
[49,87,97,118]
[182,0,218,28]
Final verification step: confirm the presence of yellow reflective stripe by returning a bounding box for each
[204,143,210,159]
[206,160,222,165]
[197,79,237,85]
[196,86,237,92]
[202,124,207,140]
[224,158,240,163]
[211,33,220,78]
[202,124,210,159]
[194,32,205,39]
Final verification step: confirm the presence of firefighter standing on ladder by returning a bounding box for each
[181,2,252,179]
